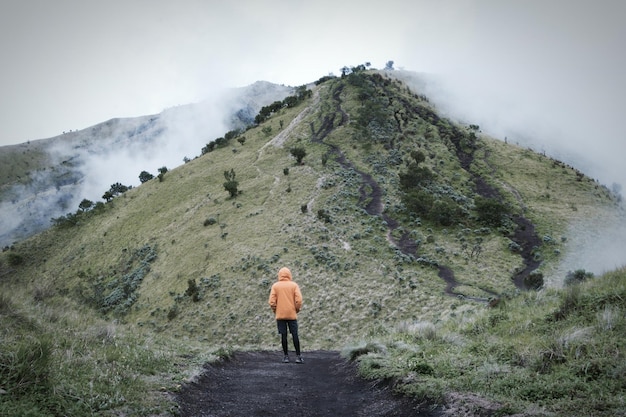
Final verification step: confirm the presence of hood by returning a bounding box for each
[278,267,292,281]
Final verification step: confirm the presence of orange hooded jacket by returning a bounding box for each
[268,267,302,320]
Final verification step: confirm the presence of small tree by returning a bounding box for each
[109,182,129,196]
[223,169,239,198]
[139,170,154,183]
[102,191,114,202]
[157,166,168,182]
[185,279,201,302]
[78,199,94,212]
[202,142,216,154]
[290,147,307,165]
[410,150,426,167]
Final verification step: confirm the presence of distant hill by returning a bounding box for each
[0,81,293,247]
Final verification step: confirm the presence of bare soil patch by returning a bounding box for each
[176,350,441,416]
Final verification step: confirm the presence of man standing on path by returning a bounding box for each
[268,267,303,363]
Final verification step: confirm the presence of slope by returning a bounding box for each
[4,69,621,344]
[1,69,623,416]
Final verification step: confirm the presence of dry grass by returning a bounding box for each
[1,72,623,416]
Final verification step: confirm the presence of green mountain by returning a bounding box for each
[1,68,624,416]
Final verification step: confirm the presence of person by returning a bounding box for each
[268,267,303,363]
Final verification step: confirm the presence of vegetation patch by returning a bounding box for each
[82,244,158,316]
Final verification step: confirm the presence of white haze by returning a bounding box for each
[0,82,292,246]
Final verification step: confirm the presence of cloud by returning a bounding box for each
[397,0,626,191]
[0,80,292,247]
[1,0,624,268]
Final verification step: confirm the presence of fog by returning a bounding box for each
[0,82,292,246]
[1,0,624,273]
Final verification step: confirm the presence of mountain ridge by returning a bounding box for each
[1,68,624,416]
[7,69,619,321]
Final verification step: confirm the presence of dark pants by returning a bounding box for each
[276,320,300,356]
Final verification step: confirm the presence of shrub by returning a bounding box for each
[403,188,434,219]
[51,212,79,228]
[432,197,462,226]
[290,147,307,164]
[202,142,216,154]
[89,244,158,316]
[552,285,583,321]
[185,279,201,302]
[317,209,331,223]
[399,164,433,189]
[139,170,154,183]
[167,305,178,321]
[78,198,94,212]
[475,196,509,227]
[524,271,544,290]
[7,253,24,266]
[564,269,594,286]
[223,169,239,198]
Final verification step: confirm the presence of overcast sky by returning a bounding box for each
[1,0,625,187]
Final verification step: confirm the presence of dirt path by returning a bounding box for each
[176,350,440,417]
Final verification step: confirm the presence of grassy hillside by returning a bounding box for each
[1,69,623,416]
[344,266,626,416]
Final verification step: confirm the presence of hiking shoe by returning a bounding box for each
[295,356,304,364]
[283,355,290,363]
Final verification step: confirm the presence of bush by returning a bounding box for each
[290,147,307,164]
[185,279,201,302]
[6,253,24,266]
[399,164,433,189]
[317,209,331,223]
[88,245,158,315]
[565,269,594,286]
[139,170,154,183]
[167,305,178,321]
[51,212,79,228]
[223,169,239,198]
[403,188,434,219]
[432,197,462,226]
[475,196,509,227]
[524,271,544,290]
